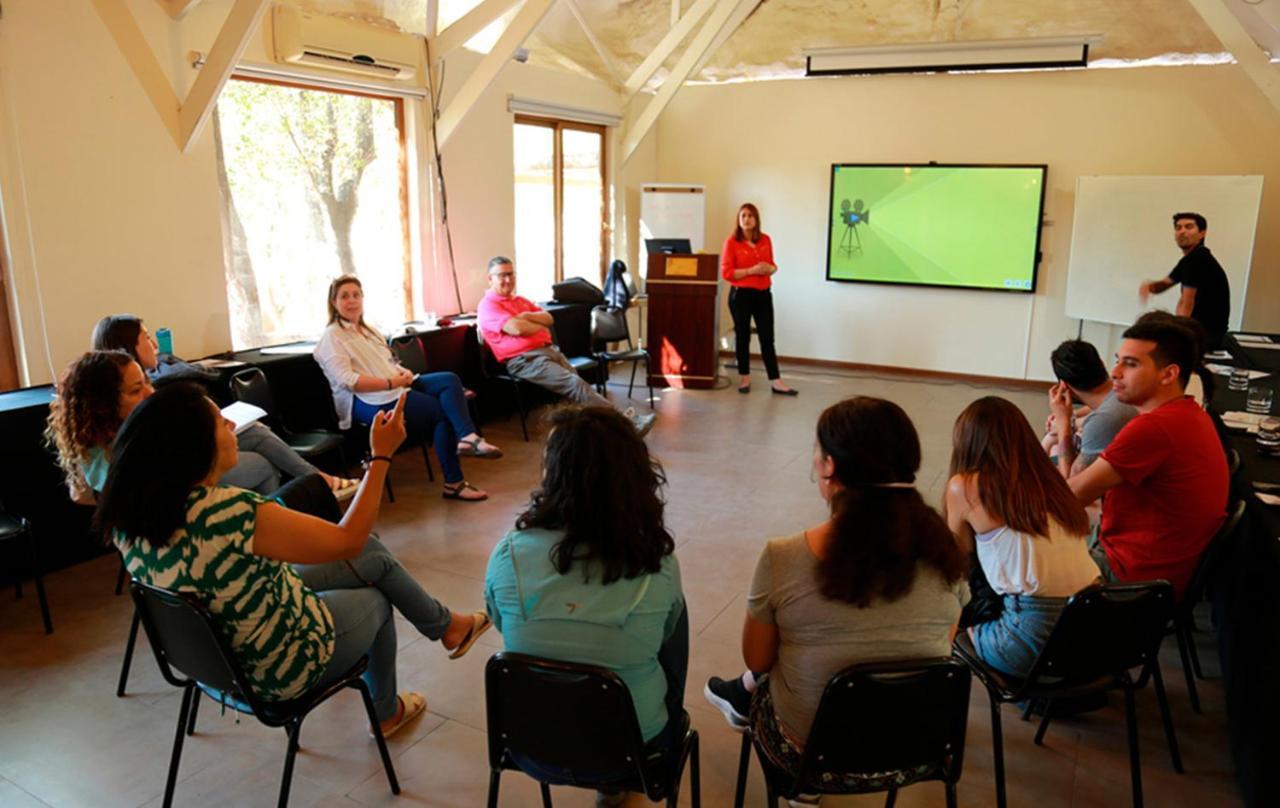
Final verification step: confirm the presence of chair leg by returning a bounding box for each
[645,355,654,409]
[115,556,128,595]
[1123,686,1144,808]
[1033,700,1054,745]
[486,769,501,808]
[117,609,141,697]
[512,383,529,442]
[1173,621,1201,713]
[945,781,958,808]
[989,694,1008,808]
[162,685,195,808]
[1186,623,1205,680]
[1150,661,1184,773]
[278,721,302,808]
[733,732,751,808]
[420,444,434,482]
[689,732,701,808]
[383,474,396,504]
[358,682,400,794]
[884,787,898,807]
[539,781,553,807]
[25,530,52,634]
[1020,699,1037,722]
[628,361,638,399]
[186,690,200,736]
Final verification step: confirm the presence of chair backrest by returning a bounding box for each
[129,579,264,711]
[228,367,277,417]
[389,334,428,374]
[591,306,631,345]
[1025,581,1175,686]
[478,338,508,377]
[485,652,652,789]
[796,658,970,786]
[1182,498,1246,606]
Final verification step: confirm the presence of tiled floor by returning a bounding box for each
[0,365,1241,807]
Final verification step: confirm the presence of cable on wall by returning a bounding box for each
[424,38,465,315]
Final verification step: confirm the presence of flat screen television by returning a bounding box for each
[825,163,1046,292]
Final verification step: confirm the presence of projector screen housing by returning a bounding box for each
[825,163,1047,294]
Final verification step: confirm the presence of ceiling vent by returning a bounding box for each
[272,6,421,81]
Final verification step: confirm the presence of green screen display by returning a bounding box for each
[826,164,1045,292]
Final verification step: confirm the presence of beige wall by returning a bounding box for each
[653,65,1280,381]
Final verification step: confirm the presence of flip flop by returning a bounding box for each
[457,437,503,459]
[442,481,488,502]
[448,611,492,660]
[373,691,426,739]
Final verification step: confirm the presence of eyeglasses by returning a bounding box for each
[491,272,515,279]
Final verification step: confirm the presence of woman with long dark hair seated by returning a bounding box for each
[46,351,333,519]
[484,405,685,806]
[703,397,968,784]
[92,315,356,497]
[945,397,1100,678]
[95,384,490,737]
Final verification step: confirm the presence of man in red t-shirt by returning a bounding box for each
[476,257,656,436]
[1067,316,1227,597]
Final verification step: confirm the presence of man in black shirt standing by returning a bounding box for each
[1139,211,1231,351]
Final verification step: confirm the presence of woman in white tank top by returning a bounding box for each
[944,397,1100,677]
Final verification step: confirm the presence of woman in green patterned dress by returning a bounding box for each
[95,383,490,738]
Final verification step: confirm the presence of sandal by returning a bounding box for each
[457,437,503,459]
[373,692,426,739]
[447,611,492,660]
[442,481,488,502]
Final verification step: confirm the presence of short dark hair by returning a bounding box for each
[1050,340,1108,390]
[1122,316,1200,389]
[1173,212,1206,231]
[95,383,219,547]
[816,397,966,608]
[516,405,674,584]
[91,315,144,363]
[487,256,513,274]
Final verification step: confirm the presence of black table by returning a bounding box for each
[1206,336,1280,807]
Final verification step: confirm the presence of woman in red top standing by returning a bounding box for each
[721,203,797,395]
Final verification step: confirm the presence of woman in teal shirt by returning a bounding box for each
[485,406,686,794]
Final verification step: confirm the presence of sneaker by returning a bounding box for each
[624,407,657,438]
[703,675,750,731]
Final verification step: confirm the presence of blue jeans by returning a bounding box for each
[296,537,454,721]
[971,594,1068,679]
[353,372,473,484]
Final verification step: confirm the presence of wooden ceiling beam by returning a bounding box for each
[623,0,716,98]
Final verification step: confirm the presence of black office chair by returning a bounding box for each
[1171,498,1246,713]
[733,658,970,808]
[591,305,653,407]
[129,580,400,808]
[479,340,534,442]
[953,581,1181,808]
[485,652,700,807]
[228,367,346,466]
[549,324,603,395]
[1,507,52,634]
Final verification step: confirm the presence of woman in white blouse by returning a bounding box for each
[314,275,498,502]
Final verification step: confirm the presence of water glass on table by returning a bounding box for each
[1246,384,1275,414]
[1257,417,1280,457]
[1228,367,1250,391]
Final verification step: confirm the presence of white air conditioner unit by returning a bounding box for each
[272,6,421,81]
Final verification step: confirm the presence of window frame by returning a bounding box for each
[513,115,609,286]
[220,75,415,334]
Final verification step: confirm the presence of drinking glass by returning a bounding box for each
[1246,385,1275,414]
[1228,367,1250,391]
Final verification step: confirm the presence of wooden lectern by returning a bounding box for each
[646,253,719,389]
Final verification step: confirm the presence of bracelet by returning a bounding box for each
[369,455,393,465]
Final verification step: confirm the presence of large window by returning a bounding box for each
[513,117,606,303]
[214,78,411,349]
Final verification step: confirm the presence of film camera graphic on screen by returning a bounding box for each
[825,164,1046,293]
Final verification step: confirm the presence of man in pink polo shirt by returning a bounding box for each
[477,257,656,436]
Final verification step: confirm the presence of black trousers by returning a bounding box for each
[729,286,780,380]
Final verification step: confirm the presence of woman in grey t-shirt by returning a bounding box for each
[703,397,969,780]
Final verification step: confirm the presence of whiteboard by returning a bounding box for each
[1064,175,1262,328]
[640,184,705,265]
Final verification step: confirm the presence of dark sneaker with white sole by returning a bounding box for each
[703,675,751,732]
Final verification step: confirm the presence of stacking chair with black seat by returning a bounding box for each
[390,333,483,436]
[1,507,52,634]
[479,340,534,442]
[485,652,700,808]
[953,581,1181,808]
[591,305,653,407]
[1172,498,1246,713]
[733,658,970,808]
[129,580,400,808]
[228,367,346,467]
